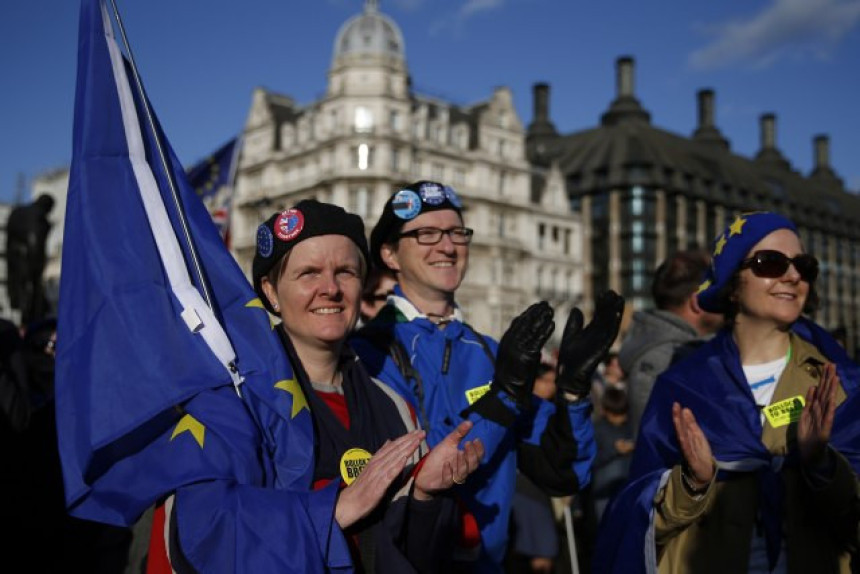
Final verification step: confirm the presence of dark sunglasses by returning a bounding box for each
[739,250,818,282]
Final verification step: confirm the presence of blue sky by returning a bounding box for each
[2,0,859,203]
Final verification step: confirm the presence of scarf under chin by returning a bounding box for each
[275,325,410,483]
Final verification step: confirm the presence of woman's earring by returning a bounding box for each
[272,302,280,312]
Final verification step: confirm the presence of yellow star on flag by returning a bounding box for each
[275,377,309,418]
[246,297,277,329]
[728,216,746,237]
[714,235,727,256]
[170,414,205,448]
[696,279,711,294]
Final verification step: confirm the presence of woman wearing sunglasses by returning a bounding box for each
[595,211,860,573]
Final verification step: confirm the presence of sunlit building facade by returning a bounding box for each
[230,0,583,340]
[527,57,860,356]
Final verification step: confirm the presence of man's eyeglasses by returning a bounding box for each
[739,250,818,282]
[397,227,474,245]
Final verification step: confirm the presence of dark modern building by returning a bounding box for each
[527,56,860,358]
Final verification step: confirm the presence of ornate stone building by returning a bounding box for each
[527,56,860,356]
[230,0,583,340]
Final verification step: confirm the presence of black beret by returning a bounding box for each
[369,180,464,271]
[252,199,369,314]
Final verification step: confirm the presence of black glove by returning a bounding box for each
[556,290,625,402]
[493,301,555,407]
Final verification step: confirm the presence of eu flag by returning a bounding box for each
[55,7,350,571]
[187,138,238,200]
[186,137,239,246]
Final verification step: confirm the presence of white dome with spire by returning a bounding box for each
[332,0,405,64]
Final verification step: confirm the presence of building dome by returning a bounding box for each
[332,0,405,64]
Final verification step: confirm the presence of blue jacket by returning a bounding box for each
[351,288,595,572]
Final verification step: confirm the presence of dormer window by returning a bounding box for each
[354,107,373,133]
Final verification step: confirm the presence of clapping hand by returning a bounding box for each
[335,430,424,528]
[555,290,624,401]
[672,402,714,490]
[493,301,555,407]
[414,420,485,500]
[798,362,839,466]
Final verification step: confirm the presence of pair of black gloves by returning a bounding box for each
[493,291,624,407]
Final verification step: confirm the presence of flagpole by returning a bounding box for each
[107,0,214,310]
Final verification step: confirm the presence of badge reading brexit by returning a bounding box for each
[763,395,806,428]
[465,383,492,405]
[340,448,372,485]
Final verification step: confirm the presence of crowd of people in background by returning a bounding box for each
[3,179,859,573]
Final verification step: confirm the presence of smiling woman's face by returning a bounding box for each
[262,234,364,351]
[733,229,809,329]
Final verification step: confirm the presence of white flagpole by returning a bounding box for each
[107,0,214,310]
[564,504,580,574]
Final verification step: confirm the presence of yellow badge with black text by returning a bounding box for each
[465,383,492,405]
[340,448,372,485]
[763,395,806,428]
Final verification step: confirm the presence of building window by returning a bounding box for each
[389,109,401,132]
[457,128,468,149]
[453,168,466,187]
[391,148,401,172]
[329,109,339,134]
[354,106,373,133]
[433,124,443,143]
[632,221,644,253]
[432,163,444,181]
[538,223,545,249]
[631,185,644,215]
[412,159,422,178]
[356,144,372,170]
[351,187,370,219]
[499,171,507,196]
[632,258,645,291]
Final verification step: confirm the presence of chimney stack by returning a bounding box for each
[601,56,650,126]
[692,88,730,150]
[533,83,550,124]
[814,134,830,170]
[760,113,776,151]
[697,89,715,129]
[754,112,791,169]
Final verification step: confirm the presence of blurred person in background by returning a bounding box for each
[618,249,723,437]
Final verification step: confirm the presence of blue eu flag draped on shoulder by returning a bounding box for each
[57,0,318,533]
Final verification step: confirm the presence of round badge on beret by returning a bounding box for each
[444,185,462,208]
[274,209,304,241]
[391,189,422,220]
[419,182,446,206]
[256,224,274,258]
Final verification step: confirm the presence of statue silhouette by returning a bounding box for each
[6,195,55,326]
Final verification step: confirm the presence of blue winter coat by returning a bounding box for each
[351,288,595,572]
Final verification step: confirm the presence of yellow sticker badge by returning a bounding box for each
[340,448,372,485]
[763,395,806,428]
[465,384,492,405]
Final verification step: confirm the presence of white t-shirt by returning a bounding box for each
[742,352,789,573]
[743,355,788,421]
